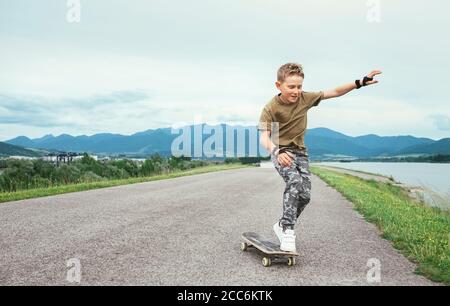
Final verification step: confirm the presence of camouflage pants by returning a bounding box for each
[271,148,311,231]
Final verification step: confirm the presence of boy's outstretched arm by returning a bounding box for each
[323,70,382,100]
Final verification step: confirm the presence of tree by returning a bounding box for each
[54,164,81,185]
[111,159,139,177]
[33,159,54,179]
[80,171,104,183]
[140,159,155,176]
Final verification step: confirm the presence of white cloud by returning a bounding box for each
[1,0,450,141]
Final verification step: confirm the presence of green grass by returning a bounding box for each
[0,163,254,204]
[311,166,450,285]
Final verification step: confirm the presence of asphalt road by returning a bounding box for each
[0,167,438,285]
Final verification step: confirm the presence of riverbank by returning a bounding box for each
[312,164,431,205]
[310,166,450,284]
[314,162,450,211]
[0,163,254,203]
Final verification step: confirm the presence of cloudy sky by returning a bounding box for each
[1,0,449,141]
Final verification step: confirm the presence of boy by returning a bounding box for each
[258,63,381,252]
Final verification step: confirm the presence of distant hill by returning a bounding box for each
[305,134,373,158]
[4,126,449,158]
[395,138,450,155]
[6,136,36,148]
[352,134,434,155]
[6,129,176,155]
[0,142,41,157]
[305,127,437,157]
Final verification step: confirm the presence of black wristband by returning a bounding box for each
[363,76,373,86]
[355,79,362,89]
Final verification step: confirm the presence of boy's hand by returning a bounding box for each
[277,152,295,167]
[324,69,382,99]
[364,70,382,85]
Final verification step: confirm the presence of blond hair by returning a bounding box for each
[277,63,304,82]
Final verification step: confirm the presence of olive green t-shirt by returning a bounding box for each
[258,91,324,151]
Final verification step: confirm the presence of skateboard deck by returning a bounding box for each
[240,232,299,267]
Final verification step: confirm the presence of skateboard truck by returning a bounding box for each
[241,232,299,267]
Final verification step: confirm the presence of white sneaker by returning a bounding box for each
[280,229,296,253]
[273,222,283,244]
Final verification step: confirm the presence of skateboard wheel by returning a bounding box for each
[287,257,296,266]
[262,257,271,267]
[240,242,248,252]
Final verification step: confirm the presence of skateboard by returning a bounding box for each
[240,232,299,267]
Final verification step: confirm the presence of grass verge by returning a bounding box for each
[0,163,254,204]
[311,166,450,285]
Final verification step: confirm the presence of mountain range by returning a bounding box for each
[2,125,449,159]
